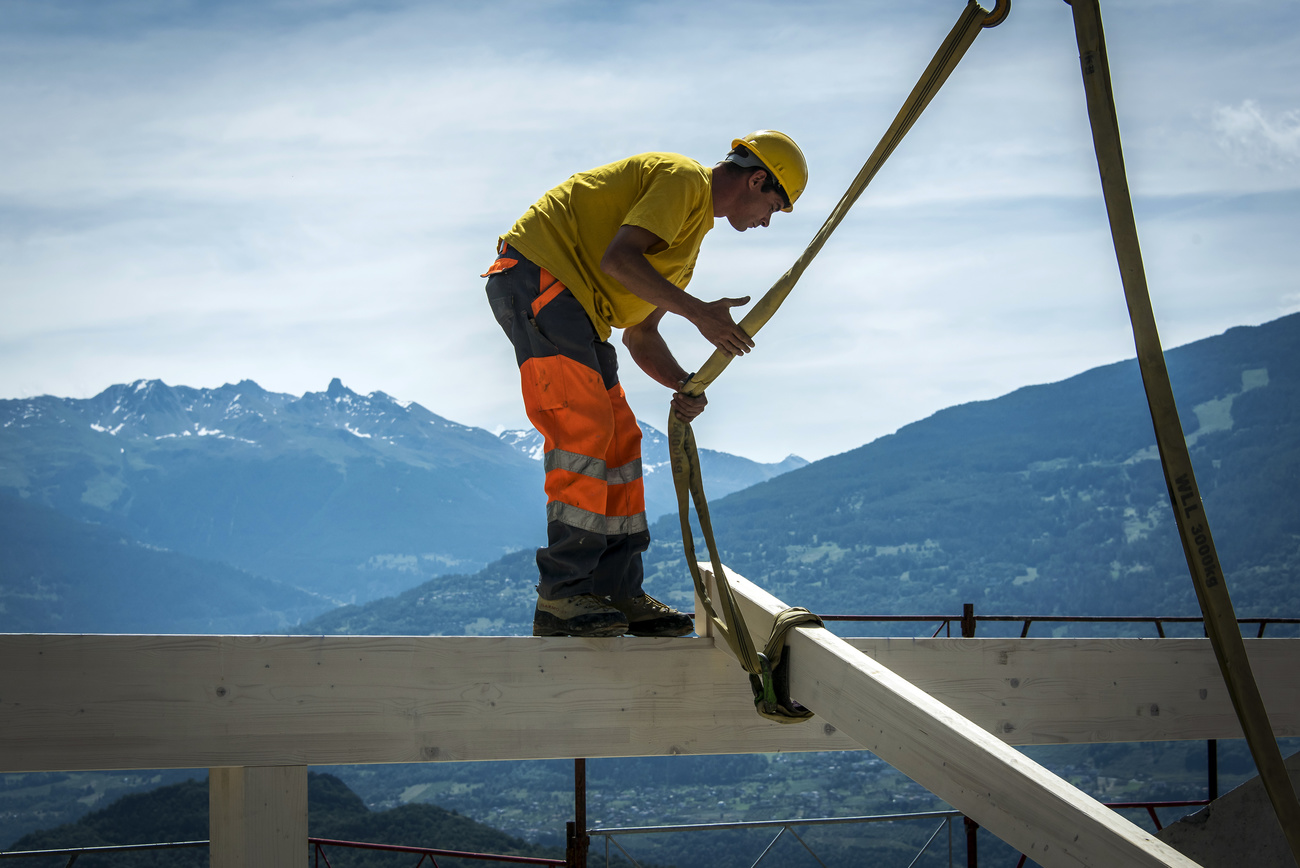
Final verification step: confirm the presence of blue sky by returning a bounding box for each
[2,0,1298,462]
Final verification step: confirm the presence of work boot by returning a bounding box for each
[533,594,629,638]
[607,594,694,637]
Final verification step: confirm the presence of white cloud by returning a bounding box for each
[1213,99,1300,168]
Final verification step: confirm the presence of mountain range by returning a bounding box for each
[0,377,802,632]
[3,315,1297,637]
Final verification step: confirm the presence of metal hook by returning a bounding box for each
[983,0,1011,27]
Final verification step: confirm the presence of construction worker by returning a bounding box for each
[484,130,808,638]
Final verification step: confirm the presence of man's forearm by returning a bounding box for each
[623,317,709,423]
[602,243,703,321]
[622,319,688,391]
[602,224,753,357]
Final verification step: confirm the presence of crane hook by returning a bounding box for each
[983,0,1011,27]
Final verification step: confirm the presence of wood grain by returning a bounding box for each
[210,765,307,868]
[1,628,1293,773]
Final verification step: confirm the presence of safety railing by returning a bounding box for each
[0,839,208,861]
[311,836,566,867]
[588,809,963,868]
[0,800,1223,868]
[0,837,566,866]
[587,798,1214,868]
[814,604,1300,639]
[1111,799,1214,833]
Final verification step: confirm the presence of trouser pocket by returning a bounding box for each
[484,247,569,411]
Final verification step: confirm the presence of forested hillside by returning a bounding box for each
[0,493,324,633]
[5,774,571,868]
[639,314,1300,631]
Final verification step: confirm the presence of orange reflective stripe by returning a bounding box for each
[480,256,518,278]
[544,467,607,513]
[531,268,566,317]
[605,479,645,518]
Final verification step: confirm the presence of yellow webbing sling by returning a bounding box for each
[669,0,1007,723]
[1069,0,1300,858]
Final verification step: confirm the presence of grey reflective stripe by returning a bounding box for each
[606,511,649,535]
[608,458,643,485]
[544,449,607,480]
[547,501,607,535]
[548,501,648,536]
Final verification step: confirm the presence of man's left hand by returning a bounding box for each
[671,389,708,423]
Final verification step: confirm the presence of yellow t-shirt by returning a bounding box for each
[502,153,714,341]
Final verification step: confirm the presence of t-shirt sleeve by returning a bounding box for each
[621,164,707,249]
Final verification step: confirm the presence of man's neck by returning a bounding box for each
[709,163,736,219]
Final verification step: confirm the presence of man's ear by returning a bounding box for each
[748,169,768,191]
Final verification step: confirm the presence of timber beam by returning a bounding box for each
[0,626,1295,773]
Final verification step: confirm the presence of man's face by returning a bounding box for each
[727,171,787,232]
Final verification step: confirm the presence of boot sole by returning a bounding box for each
[625,616,695,638]
[533,612,629,638]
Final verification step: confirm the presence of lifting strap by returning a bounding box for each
[669,0,1006,722]
[1068,0,1300,858]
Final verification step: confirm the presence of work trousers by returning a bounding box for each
[484,243,650,601]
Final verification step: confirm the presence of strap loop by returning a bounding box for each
[750,608,825,723]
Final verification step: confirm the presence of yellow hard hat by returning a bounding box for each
[728,130,808,212]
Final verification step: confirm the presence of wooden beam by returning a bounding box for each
[0,632,852,771]
[848,634,1299,746]
[210,765,307,868]
[0,630,1295,773]
[717,566,1201,868]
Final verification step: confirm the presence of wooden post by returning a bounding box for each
[694,564,717,638]
[210,765,308,868]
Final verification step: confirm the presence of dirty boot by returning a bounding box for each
[533,593,630,637]
[608,594,694,637]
